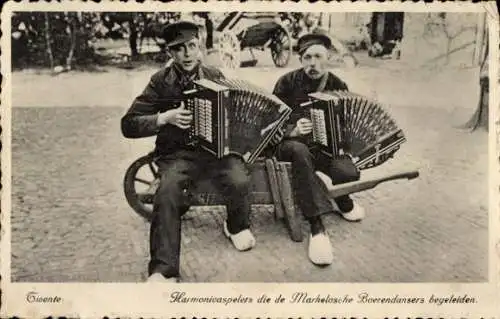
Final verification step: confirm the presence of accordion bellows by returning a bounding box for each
[305,90,406,170]
[183,78,291,163]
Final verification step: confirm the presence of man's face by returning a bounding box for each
[300,44,330,80]
[169,38,201,72]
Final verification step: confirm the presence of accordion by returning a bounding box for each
[301,90,406,170]
[182,78,292,163]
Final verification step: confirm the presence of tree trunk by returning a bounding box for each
[44,12,54,69]
[473,13,486,65]
[205,16,214,50]
[128,17,139,59]
[461,77,488,131]
[460,35,489,132]
[66,13,77,71]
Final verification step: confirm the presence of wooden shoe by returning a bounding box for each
[223,222,256,251]
[340,201,365,222]
[146,273,178,283]
[308,232,333,266]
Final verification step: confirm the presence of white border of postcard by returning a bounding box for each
[1,1,499,317]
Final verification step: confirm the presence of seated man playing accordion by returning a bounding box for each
[272,30,365,266]
[121,21,256,283]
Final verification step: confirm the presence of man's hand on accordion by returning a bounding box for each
[156,102,193,130]
[290,118,313,137]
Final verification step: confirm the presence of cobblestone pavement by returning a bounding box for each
[10,64,489,283]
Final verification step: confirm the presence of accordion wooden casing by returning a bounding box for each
[183,78,292,163]
[301,91,406,170]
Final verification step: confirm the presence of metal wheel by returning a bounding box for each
[270,26,292,67]
[123,153,160,222]
[217,31,241,69]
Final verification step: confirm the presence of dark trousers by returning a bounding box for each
[148,149,251,278]
[274,139,354,219]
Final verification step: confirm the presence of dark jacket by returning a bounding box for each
[272,68,348,134]
[121,63,225,155]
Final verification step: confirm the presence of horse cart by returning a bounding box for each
[214,12,292,69]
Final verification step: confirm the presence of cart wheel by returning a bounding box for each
[123,153,160,222]
[217,31,241,69]
[270,26,292,67]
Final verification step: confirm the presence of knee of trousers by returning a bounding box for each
[224,172,251,195]
[283,140,313,163]
[155,170,189,203]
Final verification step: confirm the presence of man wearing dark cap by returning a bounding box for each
[271,30,365,266]
[121,21,256,283]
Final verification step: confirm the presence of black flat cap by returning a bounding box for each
[162,21,199,48]
[297,29,332,55]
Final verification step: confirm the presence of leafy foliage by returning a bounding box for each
[11,12,182,70]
